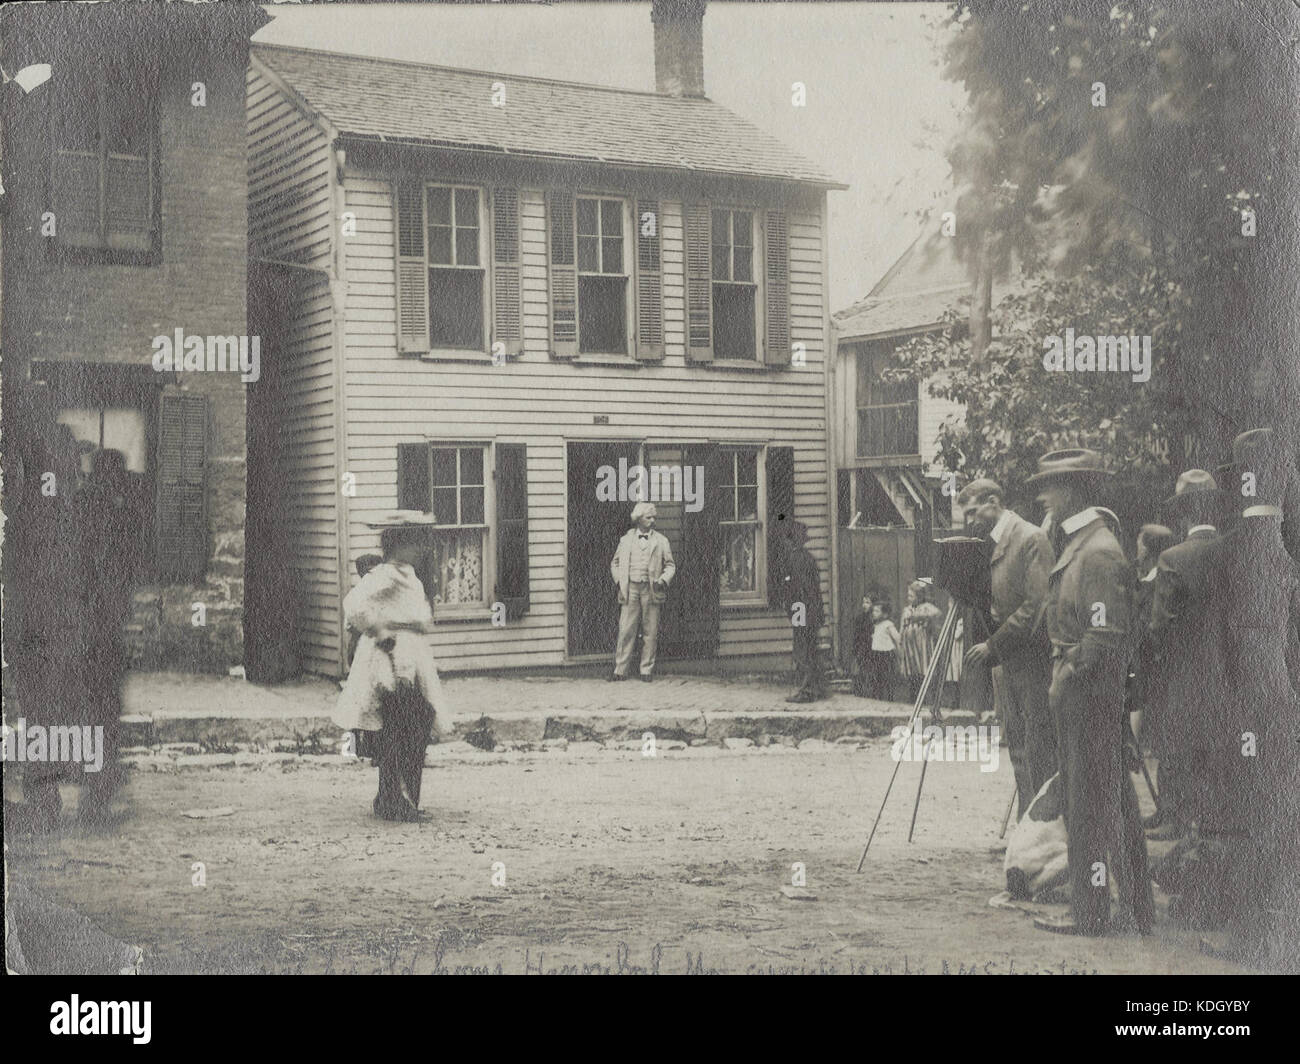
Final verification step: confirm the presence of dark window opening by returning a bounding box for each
[428,268,484,349]
[712,284,756,361]
[578,274,627,354]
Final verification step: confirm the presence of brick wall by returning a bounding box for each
[2,42,252,672]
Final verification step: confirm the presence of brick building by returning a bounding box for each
[1,4,267,671]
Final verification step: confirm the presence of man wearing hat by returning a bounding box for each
[779,520,827,703]
[1146,470,1223,842]
[1197,428,1300,970]
[1029,449,1154,936]
[956,478,1057,821]
[609,502,676,682]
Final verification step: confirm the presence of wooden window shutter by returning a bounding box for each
[763,208,791,366]
[155,392,209,582]
[397,443,431,511]
[105,153,152,251]
[547,189,578,359]
[51,151,102,247]
[494,443,530,620]
[765,446,795,605]
[491,187,524,359]
[634,199,665,361]
[394,178,429,355]
[684,203,714,361]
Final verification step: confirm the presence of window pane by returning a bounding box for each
[459,447,484,485]
[733,211,753,247]
[428,267,484,348]
[577,235,599,273]
[720,455,737,490]
[712,243,730,281]
[454,187,478,226]
[601,237,623,274]
[428,226,453,265]
[733,244,753,283]
[600,198,622,235]
[55,72,99,151]
[738,486,759,520]
[712,285,757,360]
[428,529,484,605]
[460,485,484,525]
[455,227,479,266]
[430,448,457,486]
[577,198,599,235]
[578,275,627,354]
[104,88,150,156]
[736,450,757,486]
[711,209,729,243]
[720,525,757,593]
[426,186,452,226]
[432,487,458,524]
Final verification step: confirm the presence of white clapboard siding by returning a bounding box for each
[918,371,964,477]
[246,65,333,267]
[247,68,342,674]
[332,178,831,674]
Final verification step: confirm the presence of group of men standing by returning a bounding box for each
[957,432,1299,965]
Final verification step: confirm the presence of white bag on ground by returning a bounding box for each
[1004,773,1068,900]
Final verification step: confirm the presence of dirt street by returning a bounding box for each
[6,739,1240,975]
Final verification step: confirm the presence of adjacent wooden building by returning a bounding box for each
[246,2,844,676]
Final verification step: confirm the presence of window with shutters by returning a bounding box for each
[396,443,492,611]
[711,209,758,361]
[49,60,158,257]
[719,446,766,603]
[575,195,631,355]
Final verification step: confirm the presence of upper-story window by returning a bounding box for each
[426,185,487,350]
[711,209,757,360]
[856,342,919,458]
[576,195,630,355]
[50,62,157,255]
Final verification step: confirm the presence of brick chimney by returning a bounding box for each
[652,0,706,98]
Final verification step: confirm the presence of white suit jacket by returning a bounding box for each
[610,529,676,605]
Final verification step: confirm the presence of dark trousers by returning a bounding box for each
[995,653,1057,820]
[375,685,433,816]
[1049,659,1154,934]
[792,625,825,696]
[863,650,895,701]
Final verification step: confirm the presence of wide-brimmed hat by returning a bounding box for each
[1025,448,1113,488]
[365,510,437,529]
[1162,468,1219,509]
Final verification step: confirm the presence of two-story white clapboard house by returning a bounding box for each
[245,0,845,677]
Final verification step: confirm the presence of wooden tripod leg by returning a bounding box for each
[906,606,961,843]
[855,601,959,872]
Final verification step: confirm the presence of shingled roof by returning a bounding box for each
[253,44,843,188]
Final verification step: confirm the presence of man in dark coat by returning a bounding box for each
[1199,429,1300,971]
[1145,471,1222,842]
[958,478,1057,820]
[1029,449,1154,936]
[781,521,826,703]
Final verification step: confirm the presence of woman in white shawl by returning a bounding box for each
[335,514,447,822]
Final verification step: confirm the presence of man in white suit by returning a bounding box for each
[609,502,676,682]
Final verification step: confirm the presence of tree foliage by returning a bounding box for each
[901,0,1300,484]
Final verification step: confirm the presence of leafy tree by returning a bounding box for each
[913,0,1299,475]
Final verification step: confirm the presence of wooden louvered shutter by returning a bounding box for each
[394,178,429,355]
[684,203,714,362]
[494,443,530,620]
[155,392,208,582]
[51,149,102,247]
[635,199,665,361]
[397,443,431,511]
[763,208,791,366]
[547,189,578,359]
[491,187,524,359]
[105,153,152,251]
[766,446,795,605]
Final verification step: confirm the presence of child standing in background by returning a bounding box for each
[866,599,901,701]
[851,593,875,697]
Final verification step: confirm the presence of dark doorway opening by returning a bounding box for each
[567,440,641,657]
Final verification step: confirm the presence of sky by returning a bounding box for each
[255,0,968,310]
